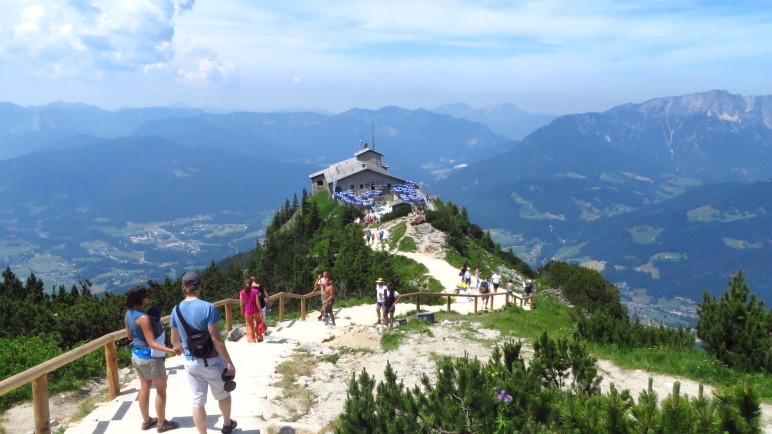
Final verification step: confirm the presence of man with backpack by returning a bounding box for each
[383,283,401,327]
[170,271,238,434]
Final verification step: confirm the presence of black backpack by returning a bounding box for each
[384,289,397,306]
[175,305,214,361]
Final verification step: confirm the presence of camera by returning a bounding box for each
[221,368,237,392]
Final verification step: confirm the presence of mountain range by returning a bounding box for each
[0,103,516,291]
[433,90,772,307]
[0,90,769,311]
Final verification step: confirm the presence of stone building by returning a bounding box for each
[309,146,406,196]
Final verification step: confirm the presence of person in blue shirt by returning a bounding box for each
[124,285,180,432]
[170,272,238,434]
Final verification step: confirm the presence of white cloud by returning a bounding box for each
[178,57,235,85]
[2,0,195,73]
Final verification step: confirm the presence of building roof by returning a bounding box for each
[354,147,384,158]
[308,156,404,185]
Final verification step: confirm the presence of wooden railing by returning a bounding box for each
[277,289,533,318]
[0,299,237,434]
[0,290,532,434]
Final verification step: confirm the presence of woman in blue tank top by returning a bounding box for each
[124,286,181,432]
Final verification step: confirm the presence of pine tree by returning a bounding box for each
[630,377,660,434]
[660,382,691,434]
[337,370,378,433]
[696,268,772,373]
[689,384,714,434]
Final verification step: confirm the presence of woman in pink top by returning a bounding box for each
[240,278,263,343]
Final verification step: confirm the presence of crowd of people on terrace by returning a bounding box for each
[332,181,426,207]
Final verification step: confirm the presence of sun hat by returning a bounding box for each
[375,277,384,283]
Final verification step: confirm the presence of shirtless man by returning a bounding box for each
[322,279,336,326]
[311,271,330,321]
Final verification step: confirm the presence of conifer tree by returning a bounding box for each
[689,384,714,434]
[660,382,691,434]
[630,378,660,434]
[696,268,772,373]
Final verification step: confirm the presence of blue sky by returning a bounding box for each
[0,0,770,114]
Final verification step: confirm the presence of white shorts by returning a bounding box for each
[184,356,230,407]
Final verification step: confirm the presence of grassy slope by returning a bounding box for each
[431,288,772,402]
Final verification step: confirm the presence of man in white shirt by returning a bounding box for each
[491,271,502,293]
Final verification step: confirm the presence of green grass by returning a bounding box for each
[445,238,524,282]
[587,343,772,402]
[388,221,407,250]
[398,236,417,252]
[435,294,576,342]
[380,318,433,351]
[437,291,772,403]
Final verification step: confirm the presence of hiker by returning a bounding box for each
[170,271,238,434]
[474,267,482,288]
[458,261,468,282]
[463,268,472,288]
[375,277,387,325]
[365,228,372,244]
[250,276,270,328]
[124,286,181,433]
[506,279,516,305]
[240,278,262,343]
[312,271,330,321]
[523,279,534,306]
[479,277,491,311]
[491,271,502,293]
[383,283,401,327]
[323,279,336,326]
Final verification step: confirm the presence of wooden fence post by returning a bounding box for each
[474,296,478,314]
[301,297,307,321]
[446,295,451,313]
[279,295,285,322]
[416,295,421,313]
[32,374,50,434]
[224,303,233,332]
[105,341,119,400]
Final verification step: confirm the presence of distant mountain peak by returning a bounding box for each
[630,90,772,128]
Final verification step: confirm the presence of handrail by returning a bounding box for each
[0,298,239,434]
[0,289,532,434]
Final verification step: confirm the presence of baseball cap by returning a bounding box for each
[182,271,202,285]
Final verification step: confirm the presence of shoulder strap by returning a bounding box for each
[175,304,200,334]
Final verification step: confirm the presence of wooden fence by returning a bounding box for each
[0,290,531,434]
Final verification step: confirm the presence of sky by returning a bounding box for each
[0,0,770,115]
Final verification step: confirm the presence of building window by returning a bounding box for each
[316,180,323,186]
[359,184,364,189]
[371,183,375,190]
[350,184,354,190]
[335,186,342,193]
